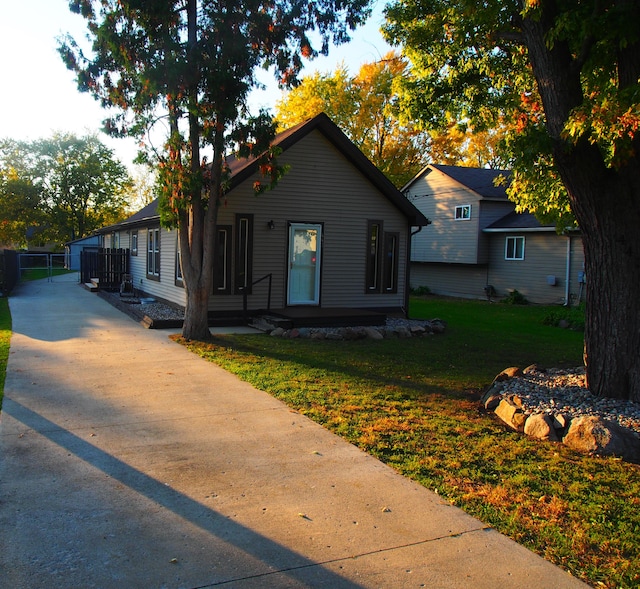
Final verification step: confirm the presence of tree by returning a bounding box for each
[427,116,510,169]
[384,0,640,400]
[40,134,131,242]
[276,53,431,186]
[60,0,370,341]
[0,140,47,248]
[0,134,130,248]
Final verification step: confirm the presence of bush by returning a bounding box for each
[542,303,585,330]
[501,289,529,305]
[411,285,431,296]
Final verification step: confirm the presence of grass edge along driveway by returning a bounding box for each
[176,298,640,589]
[0,297,11,407]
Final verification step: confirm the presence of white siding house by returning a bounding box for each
[405,164,585,305]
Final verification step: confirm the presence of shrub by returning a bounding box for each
[542,303,585,330]
[411,285,431,296]
[502,289,529,305]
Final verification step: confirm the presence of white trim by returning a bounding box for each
[454,204,472,220]
[505,235,525,260]
[484,226,556,233]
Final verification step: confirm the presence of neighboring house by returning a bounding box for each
[65,234,101,271]
[95,113,429,324]
[404,164,585,305]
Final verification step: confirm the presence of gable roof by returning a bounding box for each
[101,113,429,233]
[403,163,511,201]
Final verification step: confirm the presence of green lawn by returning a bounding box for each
[20,268,74,281]
[177,297,640,589]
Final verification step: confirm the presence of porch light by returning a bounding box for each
[267,220,275,230]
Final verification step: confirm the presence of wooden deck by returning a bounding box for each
[261,307,387,329]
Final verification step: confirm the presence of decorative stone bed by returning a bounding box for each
[482,365,640,462]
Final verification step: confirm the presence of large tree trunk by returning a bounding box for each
[522,7,640,401]
[581,214,640,402]
[564,152,640,402]
[182,280,212,341]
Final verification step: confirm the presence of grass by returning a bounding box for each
[20,268,74,281]
[175,296,640,589]
[0,297,11,407]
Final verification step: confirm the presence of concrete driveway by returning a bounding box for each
[0,274,588,588]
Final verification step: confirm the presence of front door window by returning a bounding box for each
[288,223,322,305]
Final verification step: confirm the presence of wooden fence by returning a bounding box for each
[0,250,19,294]
[81,248,130,291]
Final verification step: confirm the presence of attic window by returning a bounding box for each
[454,205,471,220]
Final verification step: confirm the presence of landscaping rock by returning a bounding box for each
[552,413,569,431]
[493,366,523,383]
[563,415,640,461]
[480,382,503,407]
[429,319,446,334]
[364,327,383,340]
[483,393,503,411]
[495,396,527,432]
[524,413,559,441]
[484,366,640,463]
[264,318,444,340]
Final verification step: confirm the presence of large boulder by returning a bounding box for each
[495,395,527,432]
[493,366,523,383]
[524,413,559,442]
[563,415,640,462]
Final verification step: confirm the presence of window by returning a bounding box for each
[455,205,471,220]
[213,226,232,295]
[131,231,138,256]
[366,220,382,292]
[383,232,399,293]
[234,214,253,294]
[147,227,160,278]
[366,221,399,294]
[505,236,525,260]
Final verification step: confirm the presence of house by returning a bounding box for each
[65,234,101,271]
[95,113,430,325]
[404,164,585,305]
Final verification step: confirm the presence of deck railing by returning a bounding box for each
[241,273,272,318]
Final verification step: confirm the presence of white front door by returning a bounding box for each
[288,223,322,305]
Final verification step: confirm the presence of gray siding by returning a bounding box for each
[410,262,489,300]
[476,200,517,263]
[411,233,585,304]
[124,129,411,312]
[486,232,585,304]
[132,227,186,307]
[212,130,409,312]
[408,168,482,264]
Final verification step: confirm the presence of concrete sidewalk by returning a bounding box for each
[0,274,588,588]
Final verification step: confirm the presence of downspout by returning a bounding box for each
[564,234,571,306]
[405,224,424,317]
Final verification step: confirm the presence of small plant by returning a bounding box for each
[542,303,585,330]
[502,289,529,305]
[410,285,431,296]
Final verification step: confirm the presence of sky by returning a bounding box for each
[1,0,393,168]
